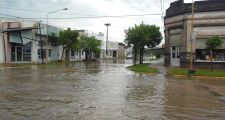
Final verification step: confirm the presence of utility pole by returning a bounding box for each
[189,0,195,73]
[38,22,44,64]
[104,23,111,58]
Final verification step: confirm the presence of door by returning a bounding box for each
[11,46,23,62]
[16,47,23,62]
[171,46,180,66]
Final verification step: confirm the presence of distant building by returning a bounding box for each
[74,30,119,59]
[117,43,125,58]
[164,0,225,68]
[66,30,105,61]
[144,46,165,60]
[100,40,119,58]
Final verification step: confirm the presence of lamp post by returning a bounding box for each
[104,23,111,58]
[46,8,68,61]
[189,0,195,74]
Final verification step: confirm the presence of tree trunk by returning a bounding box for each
[210,50,213,72]
[85,50,88,61]
[139,47,144,64]
[141,47,144,64]
[134,47,137,65]
[60,47,65,62]
[139,48,142,64]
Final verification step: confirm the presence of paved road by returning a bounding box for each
[0,59,225,120]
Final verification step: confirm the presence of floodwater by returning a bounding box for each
[0,59,225,120]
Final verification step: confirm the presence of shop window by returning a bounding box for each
[23,42,31,61]
[196,49,225,61]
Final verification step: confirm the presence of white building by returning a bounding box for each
[68,30,119,61]
[100,40,119,58]
[0,18,63,63]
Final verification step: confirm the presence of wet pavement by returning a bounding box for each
[0,59,225,120]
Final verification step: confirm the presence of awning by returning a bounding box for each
[1,27,38,45]
[1,27,38,33]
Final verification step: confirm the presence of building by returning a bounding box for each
[67,30,105,61]
[0,19,63,63]
[117,43,126,58]
[100,40,119,58]
[164,0,225,68]
[144,46,165,60]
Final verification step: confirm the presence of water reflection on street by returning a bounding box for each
[0,59,225,120]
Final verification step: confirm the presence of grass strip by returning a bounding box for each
[168,68,225,77]
[127,63,158,73]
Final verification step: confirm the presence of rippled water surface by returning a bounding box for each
[0,60,225,120]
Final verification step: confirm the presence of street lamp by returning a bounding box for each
[46,8,68,61]
[104,23,111,58]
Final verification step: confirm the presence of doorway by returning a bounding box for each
[11,46,23,62]
[171,46,180,66]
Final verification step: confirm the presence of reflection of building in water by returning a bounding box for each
[164,0,225,68]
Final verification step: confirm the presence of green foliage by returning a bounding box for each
[127,63,158,73]
[125,23,162,64]
[206,36,223,50]
[79,35,101,60]
[49,28,79,61]
[59,28,79,50]
[168,68,225,77]
[49,33,60,46]
[50,28,79,50]
[125,24,162,48]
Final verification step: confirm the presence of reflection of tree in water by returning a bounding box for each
[126,85,155,101]
[84,61,101,74]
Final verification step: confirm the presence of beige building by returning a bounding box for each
[164,0,225,68]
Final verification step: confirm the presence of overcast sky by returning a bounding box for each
[0,0,196,43]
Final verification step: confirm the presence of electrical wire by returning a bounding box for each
[0,6,46,13]
[19,13,163,20]
[0,13,163,20]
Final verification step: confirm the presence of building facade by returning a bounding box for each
[0,19,63,63]
[164,0,225,68]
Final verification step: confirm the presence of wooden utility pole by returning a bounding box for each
[38,22,44,64]
[189,0,195,71]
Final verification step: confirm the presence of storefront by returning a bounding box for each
[2,27,34,63]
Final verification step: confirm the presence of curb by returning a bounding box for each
[172,74,225,80]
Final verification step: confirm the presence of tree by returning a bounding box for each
[49,28,79,62]
[205,36,223,71]
[79,35,101,60]
[125,23,162,65]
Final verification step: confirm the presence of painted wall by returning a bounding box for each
[0,32,3,63]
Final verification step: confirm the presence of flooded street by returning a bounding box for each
[0,60,225,120]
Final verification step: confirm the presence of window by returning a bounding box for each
[71,50,75,56]
[23,42,31,61]
[38,49,46,59]
[196,49,225,61]
[49,49,52,57]
[172,46,180,58]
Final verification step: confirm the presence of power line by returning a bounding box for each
[0,6,46,13]
[23,13,163,20]
[0,13,23,18]
[0,13,163,20]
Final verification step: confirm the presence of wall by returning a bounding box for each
[164,10,225,66]
[0,32,3,63]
